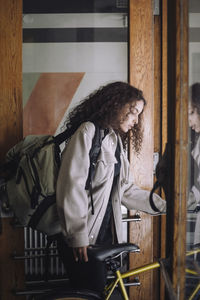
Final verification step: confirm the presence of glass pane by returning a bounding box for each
[186,1,200,298]
[22,0,128,282]
[22,1,128,136]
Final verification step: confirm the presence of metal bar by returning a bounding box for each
[116,270,129,300]
[106,275,140,287]
[121,262,160,279]
[29,227,33,276]
[188,283,200,300]
[56,251,59,276]
[12,253,58,260]
[122,215,141,222]
[50,246,53,276]
[34,230,38,276]
[24,227,28,275]
[186,268,198,276]
[193,260,200,277]
[41,232,45,275]
[124,281,140,287]
[14,289,51,296]
[186,248,200,257]
[24,247,56,251]
[105,278,119,300]
[159,259,177,300]
[27,278,69,284]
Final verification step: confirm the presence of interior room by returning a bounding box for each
[0,0,200,299]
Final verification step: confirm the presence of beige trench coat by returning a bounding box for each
[190,136,200,246]
[56,122,166,247]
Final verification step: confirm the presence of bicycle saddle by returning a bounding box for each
[87,242,140,262]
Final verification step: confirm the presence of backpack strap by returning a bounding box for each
[85,124,102,190]
[149,143,170,212]
[149,182,161,213]
[28,195,56,229]
[85,123,105,215]
[56,123,104,215]
[54,128,72,145]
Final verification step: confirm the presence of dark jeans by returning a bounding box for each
[56,234,107,293]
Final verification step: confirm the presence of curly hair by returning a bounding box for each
[191,83,200,114]
[63,81,146,153]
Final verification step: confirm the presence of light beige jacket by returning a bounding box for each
[56,122,166,247]
[189,135,200,245]
[190,136,200,206]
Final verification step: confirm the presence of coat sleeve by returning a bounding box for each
[121,157,166,215]
[188,185,200,210]
[56,123,95,247]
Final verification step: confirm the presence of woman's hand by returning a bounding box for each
[72,246,89,262]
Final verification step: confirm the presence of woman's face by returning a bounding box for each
[118,100,144,133]
[188,103,200,133]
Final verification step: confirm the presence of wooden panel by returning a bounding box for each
[167,0,188,298]
[0,219,25,300]
[172,0,188,296]
[160,0,168,298]
[129,0,153,188]
[0,0,23,158]
[0,0,24,299]
[153,12,161,300]
[162,0,168,151]
[129,0,154,299]
[153,3,168,300]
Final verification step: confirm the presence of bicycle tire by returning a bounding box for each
[38,289,102,300]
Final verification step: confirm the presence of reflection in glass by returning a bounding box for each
[186,1,200,298]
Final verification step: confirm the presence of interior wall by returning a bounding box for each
[22,2,128,137]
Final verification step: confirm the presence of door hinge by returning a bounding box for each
[153,0,160,16]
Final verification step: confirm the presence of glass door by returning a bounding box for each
[164,1,199,299]
[185,1,200,299]
[22,0,129,284]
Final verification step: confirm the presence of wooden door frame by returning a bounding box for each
[0,0,24,299]
[129,1,155,299]
[166,0,188,298]
[129,0,189,299]
[0,1,189,299]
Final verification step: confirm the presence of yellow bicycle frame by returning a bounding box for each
[103,248,200,300]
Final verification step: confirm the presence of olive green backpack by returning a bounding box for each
[0,124,102,235]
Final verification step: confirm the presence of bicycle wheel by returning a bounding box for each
[38,289,102,300]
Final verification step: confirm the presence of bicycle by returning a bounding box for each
[185,245,200,300]
[33,243,200,300]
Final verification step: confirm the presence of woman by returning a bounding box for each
[56,81,166,292]
[188,82,200,248]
